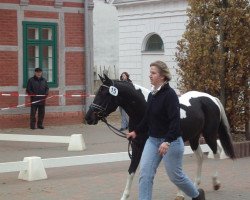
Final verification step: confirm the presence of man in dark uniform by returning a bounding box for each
[26,68,49,129]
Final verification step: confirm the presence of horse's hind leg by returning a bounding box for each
[204,134,221,190]
[211,142,222,190]
[175,190,185,200]
[189,137,204,188]
[193,144,204,187]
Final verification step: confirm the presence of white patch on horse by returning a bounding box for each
[180,108,187,119]
[133,83,150,100]
[179,91,220,110]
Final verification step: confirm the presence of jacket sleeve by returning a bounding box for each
[26,79,34,95]
[44,79,49,96]
[164,90,181,143]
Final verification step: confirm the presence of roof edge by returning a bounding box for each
[113,0,163,6]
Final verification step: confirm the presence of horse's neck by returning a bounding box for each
[118,86,146,122]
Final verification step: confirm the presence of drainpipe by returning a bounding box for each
[84,0,94,116]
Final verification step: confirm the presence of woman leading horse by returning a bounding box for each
[85,62,235,200]
[126,61,205,200]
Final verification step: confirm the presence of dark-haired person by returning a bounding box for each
[126,61,205,200]
[119,72,132,131]
[26,68,49,129]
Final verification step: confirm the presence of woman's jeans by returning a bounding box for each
[119,106,128,129]
[139,136,199,200]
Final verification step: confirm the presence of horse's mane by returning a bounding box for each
[115,80,146,102]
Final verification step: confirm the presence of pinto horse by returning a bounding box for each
[85,74,236,200]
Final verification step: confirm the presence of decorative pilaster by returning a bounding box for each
[55,0,63,8]
[88,0,94,10]
[20,0,29,6]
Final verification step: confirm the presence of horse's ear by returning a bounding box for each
[98,74,105,83]
[103,74,112,84]
[103,73,109,80]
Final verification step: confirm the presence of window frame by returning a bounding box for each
[23,21,58,88]
[144,34,164,52]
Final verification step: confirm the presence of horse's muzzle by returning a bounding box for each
[85,111,99,125]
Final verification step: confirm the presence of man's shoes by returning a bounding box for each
[30,127,35,130]
[192,188,205,200]
[37,125,44,129]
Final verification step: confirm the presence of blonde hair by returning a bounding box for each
[150,60,172,81]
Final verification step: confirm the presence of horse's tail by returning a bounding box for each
[215,97,236,159]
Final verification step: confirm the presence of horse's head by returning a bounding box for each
[85,74,119,125]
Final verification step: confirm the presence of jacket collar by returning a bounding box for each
[151,82,169,95]
[34,75,43,80]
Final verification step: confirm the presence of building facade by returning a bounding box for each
[113,0,188,91]
[93,0,119,80]
[0,0,94,128]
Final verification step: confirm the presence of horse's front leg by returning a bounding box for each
[121,140,144,200]
[121,173,135,200]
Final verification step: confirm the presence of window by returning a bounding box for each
[23,22,58,87]
[145,34,164,52]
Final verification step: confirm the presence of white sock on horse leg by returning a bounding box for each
[194,145,203,186]
[121,173,135,200]
[212,146,221,190]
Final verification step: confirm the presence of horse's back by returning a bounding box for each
[179,95,204,142]
[179,91,221,143]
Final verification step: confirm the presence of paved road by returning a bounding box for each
[0,122,250,200]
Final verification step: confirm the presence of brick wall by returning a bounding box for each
[0,111,84,129]
[65,13,84,47]
[0,92,18,108]
[65,52,85,85]
[0,9,17,45]
[0,0,19,3]
[24,11,59,19]
[0,1,87,129]
[0,51,18,86]
[29,0,54,6]
[66,90,85,105]
[63,2,84,8]
[45,91,60,106]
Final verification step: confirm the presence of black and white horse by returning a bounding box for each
[85,74,236,200]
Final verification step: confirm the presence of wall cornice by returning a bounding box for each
[113,0,162,6]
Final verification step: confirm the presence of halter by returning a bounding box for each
[90,84,111,119]
[90,83,127,136]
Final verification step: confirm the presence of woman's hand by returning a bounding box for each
[158,142,170,156]
[126,131,137,139]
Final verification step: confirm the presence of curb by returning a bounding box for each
[233,141,250,158]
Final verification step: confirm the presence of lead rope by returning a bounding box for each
[101,117,133,159]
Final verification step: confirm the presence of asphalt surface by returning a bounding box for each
[0,119,250,200]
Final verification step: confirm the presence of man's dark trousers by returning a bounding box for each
[30,104,45,129]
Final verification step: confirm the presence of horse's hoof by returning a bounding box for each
[120,194,129,200]
[175,196,185,200]
[213,183,221,190]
